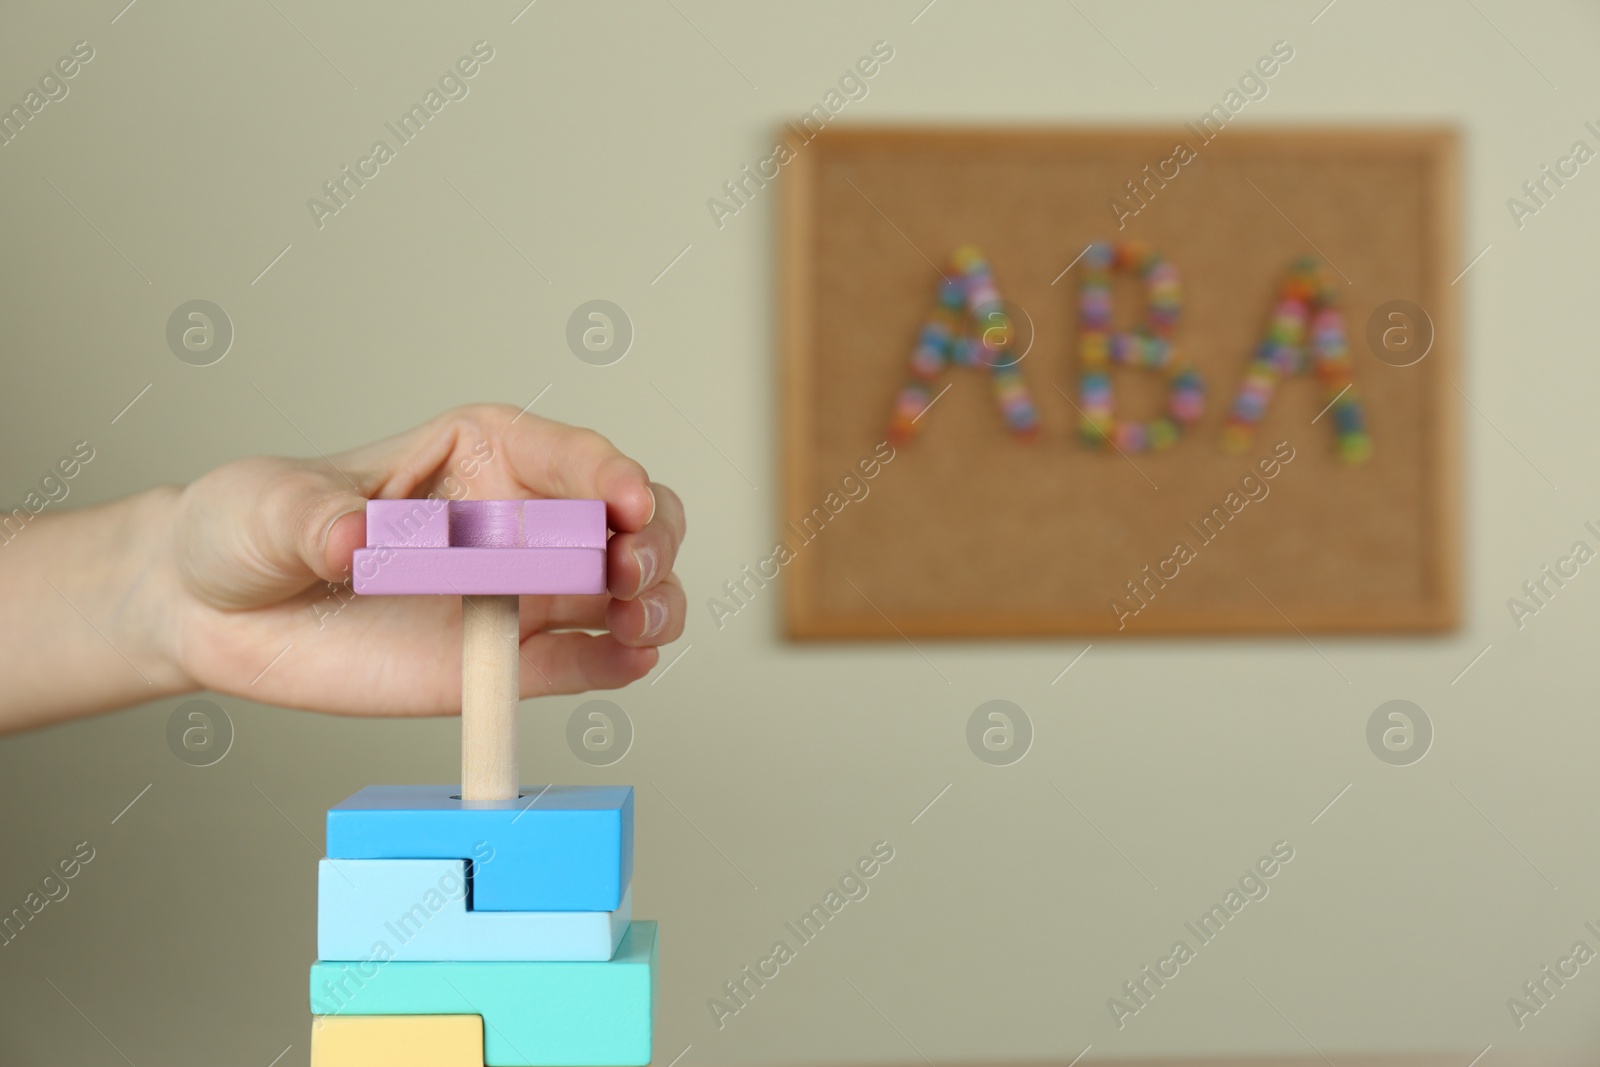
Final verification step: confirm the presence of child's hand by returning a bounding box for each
[161,405,686,717]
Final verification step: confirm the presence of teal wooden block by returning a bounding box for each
[309,921,656,1067]
[326,785,633,912]
[318,859,630,962]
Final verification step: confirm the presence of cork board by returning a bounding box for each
[779,127,1459,639]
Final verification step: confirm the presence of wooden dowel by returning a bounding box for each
[460,594,520,801]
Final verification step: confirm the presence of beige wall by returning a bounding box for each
[3,1,1600,1063]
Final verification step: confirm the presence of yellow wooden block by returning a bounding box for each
[311,1014,483,1067]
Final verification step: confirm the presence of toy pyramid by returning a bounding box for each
[307,499,656,1066]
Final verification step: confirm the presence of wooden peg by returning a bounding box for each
[460,594,520,801]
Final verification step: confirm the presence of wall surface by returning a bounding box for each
[2,1,1599,1064]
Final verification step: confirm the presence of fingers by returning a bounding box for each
[606,572,686,647]
[177,457,369,609]
[520,573,685,650]
[517,631,658,696]
[326,405,657,533]
[606,483,686,599]
[603,483,685,650]
[270,469,368,585]
[201,405,683,662]
[520,593,609,633]
[326,410,464,500]
[497,413,654,532]
[322,509,368,580]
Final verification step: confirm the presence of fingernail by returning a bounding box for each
[632,544,658,597]
[321,508,364,553]
[645,485,657,526]
[642,595,667,638]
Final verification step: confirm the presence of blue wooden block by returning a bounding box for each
[309,920,656,1067]
[318,859,631,962]
[325,785,632,912]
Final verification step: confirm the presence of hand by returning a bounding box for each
[161,405,686,716]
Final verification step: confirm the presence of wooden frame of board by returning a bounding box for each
[779,126,1459,640]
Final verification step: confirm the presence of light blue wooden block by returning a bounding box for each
[325,785,632,912]
[309,920,656,1067]
[318,859,631,962]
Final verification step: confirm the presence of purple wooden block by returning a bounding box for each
[364,499,449,547]
[353,499,607,596]
[364,499,605,549]
[353,547,605,595]
[450,500,523,547]
[521,500,607,548]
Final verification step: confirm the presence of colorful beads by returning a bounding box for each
[1075,241,1202,453]
[889,246,1375,459]
[1222,257,1371,463]
[888,246,1040,443]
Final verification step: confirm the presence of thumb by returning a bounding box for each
[261,468,368,584]
[177,458,373,609]
[319,504,370,583]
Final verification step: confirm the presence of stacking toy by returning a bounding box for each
[310,497,656,1067]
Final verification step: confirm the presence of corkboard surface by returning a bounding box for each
[779,127,1459,639]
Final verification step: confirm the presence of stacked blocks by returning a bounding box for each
[353,498,608,594]
[312,499,654,1066]
[312,1016,484,1067]
[309,787,655,1066]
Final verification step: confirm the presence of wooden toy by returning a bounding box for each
[316,499,654,1064]
[308,498,657,1063]
[310,921,658,1067]
[354,498,606,800]
[326,784,632,912]
[318,859,631,961]
[311,1014,483,1067]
